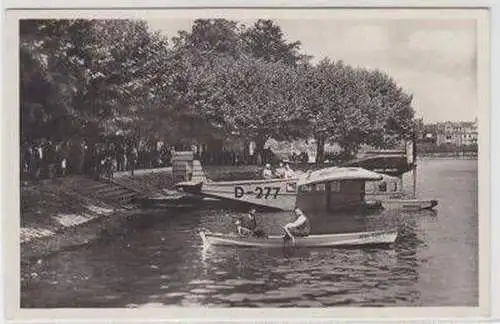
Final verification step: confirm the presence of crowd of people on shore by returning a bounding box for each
[20,139,173,183]
[20,137,316,184]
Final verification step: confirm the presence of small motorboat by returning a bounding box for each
[200,229,398,248]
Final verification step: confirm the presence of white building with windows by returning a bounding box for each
[435,118,478,146]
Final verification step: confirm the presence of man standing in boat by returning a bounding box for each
[283,207,311,243]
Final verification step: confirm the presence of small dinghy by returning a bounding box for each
[200,229,398,248]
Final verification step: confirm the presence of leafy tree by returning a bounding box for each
[241,19,305,66]
[170,18,244,66]
[187,19,243,58]
[358,68,415,148]
[20,19,172,145]
[297,59,342,163]
[182,54,306,155]
[20,17,417,168]
[297,59,416,162]
[161,18,311,148]
[20,19,97,143]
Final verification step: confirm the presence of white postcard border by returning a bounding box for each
[1,1,498,323]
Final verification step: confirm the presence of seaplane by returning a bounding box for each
[172,140,438,212]
[173,151,386,212]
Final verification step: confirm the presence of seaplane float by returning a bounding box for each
[172,151,437,212]
[199,228,398,248]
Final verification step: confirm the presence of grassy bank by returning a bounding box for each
[20,168,177,261]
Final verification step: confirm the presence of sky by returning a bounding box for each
[147,18,478,124]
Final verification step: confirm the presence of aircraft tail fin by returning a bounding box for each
[172,151,208,183]
[191,160,208,183]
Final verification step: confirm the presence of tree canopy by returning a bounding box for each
[20,18,416,162]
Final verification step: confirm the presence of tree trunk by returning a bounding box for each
[254,137,266,154]
[342,143,358,161]
[254,136,267,166]
[315,135,325,165]
[243,139,251,157]
[339,143,352,163]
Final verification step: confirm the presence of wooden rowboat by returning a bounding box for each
[378,199,438,211]
[365,198,438,211]
[200,229,398,248]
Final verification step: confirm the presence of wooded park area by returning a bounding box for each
[20,18,416,165]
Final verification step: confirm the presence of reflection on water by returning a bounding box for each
[21,158,478,307]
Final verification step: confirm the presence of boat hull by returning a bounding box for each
[200,229,398,248]
[199,178,299,210]
[366,198,438,211]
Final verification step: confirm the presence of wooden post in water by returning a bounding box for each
[412,165,417,199]
[412,131,418,199]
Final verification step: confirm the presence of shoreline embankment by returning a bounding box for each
[20,165,260,263]
[417,152,477,158]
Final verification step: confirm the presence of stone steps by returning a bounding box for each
[112,177,153,196]
[21,176,140,215]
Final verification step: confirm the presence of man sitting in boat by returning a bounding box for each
[235,208,266,238]
[283,207,311,243]
[262,163,273,179]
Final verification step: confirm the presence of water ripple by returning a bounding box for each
[21,159,478,308]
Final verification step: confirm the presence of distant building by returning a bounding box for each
[420,118,477,147]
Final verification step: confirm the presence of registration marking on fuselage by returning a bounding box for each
[234,186,281,199]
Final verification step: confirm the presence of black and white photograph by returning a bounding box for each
[2,5,494,322]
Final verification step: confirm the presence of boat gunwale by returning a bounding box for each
[299,175,383,186]
[200,230,399,248]
[202,229,398,240]
[202,178,300,186]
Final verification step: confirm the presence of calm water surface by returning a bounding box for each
[21,158,478,307]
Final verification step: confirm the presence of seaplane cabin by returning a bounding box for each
[295,167,383,213]
[365,174,404,196]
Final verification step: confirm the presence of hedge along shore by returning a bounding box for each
[20,165,261,263]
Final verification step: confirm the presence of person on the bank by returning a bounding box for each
[262,163,273,179]
[235,208,266,237]
[283,207,311,243]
